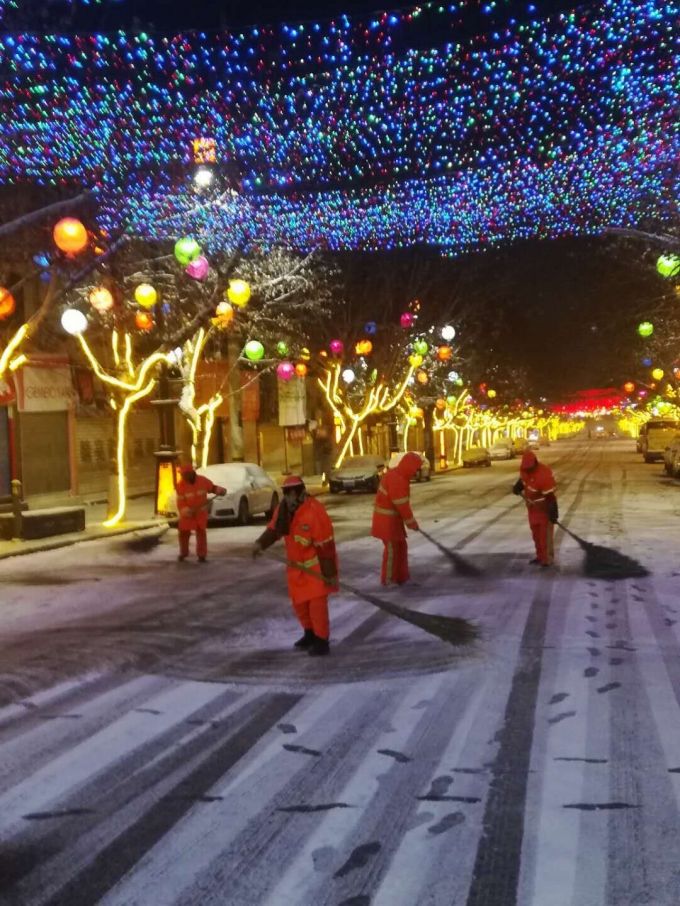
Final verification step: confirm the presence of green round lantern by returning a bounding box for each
[413,338,429,356]
[276,341,289,356]
[174,237,201,266]
[638,321,654,338]
[244,340,265,362]
[446,395,458,407]
[656,254,680,279]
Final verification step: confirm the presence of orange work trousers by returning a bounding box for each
[381,539,409,585]
[293,596,330,641]
[179,527,208,559]
[529,516,554,565]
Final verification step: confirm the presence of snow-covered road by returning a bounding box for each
[2,439,680,906]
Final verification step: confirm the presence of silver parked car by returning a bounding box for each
[388,451,432,481]
[197,463,280,524]
[489,439,515,460]
[329,454,386,493]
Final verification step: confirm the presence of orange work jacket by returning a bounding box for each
[520,463,556,524]
[176,475,219,531]
[268,496,339,604]
[371,452,421,542]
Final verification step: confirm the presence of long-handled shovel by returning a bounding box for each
[557,522,649,580]
[418,528,482,577]
[266,554,478,647]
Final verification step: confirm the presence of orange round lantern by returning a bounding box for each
[0,287,16,320]
[623,381,635,394]
[294,362,308,378]
[89,286,114,313]
[355,339,373,356]
[437,345,453,362]
[135,311,154,332]
[212,301,234,329]
[416,370,429,385]
[53,218,88,255]
[435,398,446,410]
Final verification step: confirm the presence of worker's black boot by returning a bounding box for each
[294,629,315,650]
[308,637,330,657]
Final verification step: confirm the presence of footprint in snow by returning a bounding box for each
[334,842,382,878]
[428,812,465,835]
[278,723,297,735]
[597,682,621,694]
[283,744,321,757]
[377,749,411,763]
[584,667,599,678]
[549,692,570,705]
[548,711,577,725]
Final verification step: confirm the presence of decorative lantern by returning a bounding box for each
[295,362,308,378]
[413,338,429,356]
[355,339,373,356]
[89,286,114,313]
[642,356,653,367]
[487,389,497,399]
[408,353,423,368]
[656,254,680,279]
[276,341,289,356]
[652,367,664,381]
[435,398,446,410]
[416,370,429,385]
[364,321,377,335]
[446,395,458,407]
[447,370,461,383]
[61,308,88,335]
[623,381,635,394]
[329,339,344,357]
[53,218,88,255]
[0,287,16,320]
[134,283,158,308]
[244,340,265,362]
[441,325,456,341]
[277,361,295,381]
[400,312,415,329]
[227,279,251,307]
[638,321,654,338]
[437,345,453,362]
[186,255,209,281]
[174,237,201,266]
[135,311,154,332]
[300,347,311,361]
[342,368,356,384]
[212,301,234,329]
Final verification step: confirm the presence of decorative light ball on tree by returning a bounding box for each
[244,340,265,362]
[441,325,456,341]
[623,381,635,394]
[437,345,452,362]
[212,301,234,329]
[435,398,446,410]
[276,361,295,381]
[53,218,88,255]
[487,389,497,399]
[416,370,429,385]
[447,370,461,383]
[413,338,429,356]
[355,339,373,356]
[652,367,664,381]
[134,283,158,308]
[400,312,415,329]
[61,308,88,335]
[276,341,289,356]
[174,237,201,266]
[186,255,209,281]
[227,279,251,307]
[656,254,680,279]
[638,321,654,338]
[89,286,114,313]
[408,353,423,368]
[0,287,16,320]
[446,395,458,407]
[135,311,154,332]
[300,347,311,361]
[329,339,343,357]
[342,368,356,384]
[295,362,308,378]
[364,321,377,335]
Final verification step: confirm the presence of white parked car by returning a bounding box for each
[489,440,515,460]
[462,446,491,468]
[189,463,279,525]
[388,451,432,481]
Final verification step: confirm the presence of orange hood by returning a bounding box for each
[394,451,422,480]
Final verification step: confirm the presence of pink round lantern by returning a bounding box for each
[277,361,295,382]
[185,255,209,281]
[329,339,344,357]
[400,312,415,329]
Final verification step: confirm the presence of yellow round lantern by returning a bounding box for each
[487,389,497,399]
[0,287,16,320]
[355,339,373,356]
[295,362,308,378]
[89,286,114,313]
[416,370,429,385]
[408,353,423,368]
[53,217,88,255]
[652,367,664,381]
[135,311,154,332]
[134,283,158,309]
[227,279,251,308]
[300,347,311,362]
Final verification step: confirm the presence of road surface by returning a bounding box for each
[1,439,680,906]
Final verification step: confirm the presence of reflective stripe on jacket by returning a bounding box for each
[519,462,556,521]
[267,496,339,604]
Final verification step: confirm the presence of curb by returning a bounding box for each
[0,521,169,561]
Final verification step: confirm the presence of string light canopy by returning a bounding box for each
[0,0,676,255]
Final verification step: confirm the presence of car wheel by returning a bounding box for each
[485,460,492,467]
[265,493,278,520]
[237,497,250,525]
